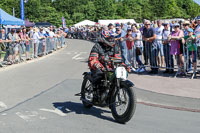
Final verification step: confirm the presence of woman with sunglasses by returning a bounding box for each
[168,23,184,76]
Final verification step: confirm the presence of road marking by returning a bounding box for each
[0,101,8,111]
[16,112,32,122]
[16,111,46,122]
[40,108,67,116]
[72,52,87,60]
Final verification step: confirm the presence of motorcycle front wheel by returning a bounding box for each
[110,86,136,124]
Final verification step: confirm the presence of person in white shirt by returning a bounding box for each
[33,28,42,58]
[162,21,174,73]
[49,27,55,51]
[132,24,145,73]
[155,20,164,67]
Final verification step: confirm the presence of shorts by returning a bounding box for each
[26,44,30,52]
[8,46,14,55]
[14,44,19,53]
[157,41,164,56]
[189,51,197,63]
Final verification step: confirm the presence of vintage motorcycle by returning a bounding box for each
[76,57,136,124]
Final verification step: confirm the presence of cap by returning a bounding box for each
[183,20,190,25]
[163,21,169,25]
[173,23,180,27]
[127,28,132,32]
[196,15,200,20]
[115,23,120,27]
[187,28,194,33]
[108,23,113,27]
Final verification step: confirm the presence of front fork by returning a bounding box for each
[116,79,127,104]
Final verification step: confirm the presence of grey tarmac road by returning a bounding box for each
[0,39,199,133]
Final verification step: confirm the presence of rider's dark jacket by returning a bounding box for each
[88,42,121,71]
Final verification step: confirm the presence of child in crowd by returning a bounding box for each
[184,28,197,73]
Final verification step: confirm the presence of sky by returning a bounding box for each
[194,0,200,5]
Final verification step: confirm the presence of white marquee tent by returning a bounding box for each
[74,20,96,27]
[98,19,136,26]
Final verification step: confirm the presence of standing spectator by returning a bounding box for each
[132,24,145,73]
[20,28,29,61]
[168,23,184,75]
[7,29,18,64]
[155,20,164,67]
[108,23,115,34]
[14,29,21,63]
[38,28,45,56]
[22,28,31,60]
[49,26,55,51]
[194,16,200,63]
[183,20,190,36]
[114,26,129,67]
[184,28,197,73]
[143,20,158,74]
[0,28,7,66]
[163,21,174,73]
[140,20,148,65]
[33,28,40,58]
[125,29,134,67]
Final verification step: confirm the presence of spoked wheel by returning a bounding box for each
[81,75,93,108]
[110,87,136,124]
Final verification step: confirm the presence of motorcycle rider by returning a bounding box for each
[88,30,123,85]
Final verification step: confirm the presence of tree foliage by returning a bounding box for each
[0,0,199,27]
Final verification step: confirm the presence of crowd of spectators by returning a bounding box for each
[65,16,200,78]
[0,26,66,67]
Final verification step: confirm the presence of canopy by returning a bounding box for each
[25,19,35,27]
[0,8,24,25]
[98,19,136,26]
[74,20,96,27]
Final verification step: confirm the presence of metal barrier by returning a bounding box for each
[132,39,200,79]
[68,31,200,79]
[0,36,66,67]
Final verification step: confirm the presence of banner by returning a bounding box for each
[21,0,25,20]
[62,16,66,28]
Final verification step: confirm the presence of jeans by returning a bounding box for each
[157,41,164,56]
[127,48,136,66]
[163,44,174,70]
[188,51,197,70]
[149,42,158,71]
[34,42,39,57]
[136,47,144,67]
[118,41,129,66]
[38,40,43,56]
[19,43,23,60]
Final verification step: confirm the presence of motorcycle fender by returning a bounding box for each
[82,72,91,76]
[120,80,134,88]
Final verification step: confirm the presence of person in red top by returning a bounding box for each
[125,29,135,68]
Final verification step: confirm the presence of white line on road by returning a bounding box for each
[16,111,46,122]
[16,112,32,122]
[72,52,87,60]
[40,108,67,117]
[0,101,8,111]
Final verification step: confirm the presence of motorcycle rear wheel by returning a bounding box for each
[81,75,93,108]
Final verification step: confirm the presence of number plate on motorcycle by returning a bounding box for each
[115,67,127,80]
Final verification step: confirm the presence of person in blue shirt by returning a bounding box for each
[114,25,129,67]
